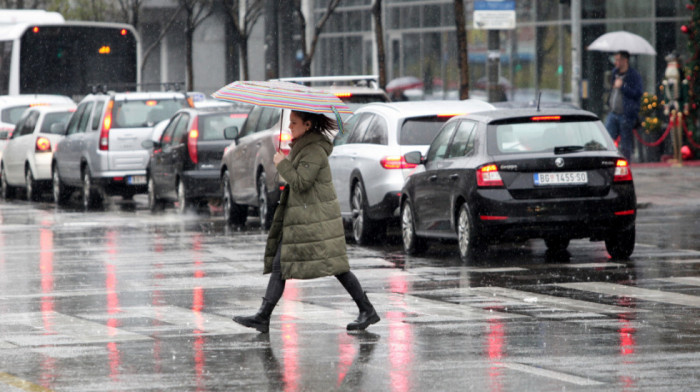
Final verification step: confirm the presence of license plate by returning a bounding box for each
[533,171,587,186]
[127,175,147,185]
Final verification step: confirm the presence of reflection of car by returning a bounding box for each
[144,105,250,213]
[52,91,192,209]
[219,106,291,229]
[330,100,496,244]
[274,75,390,114]
[1,104,76,200]
[0,94,75,161]
[400,108,636,262]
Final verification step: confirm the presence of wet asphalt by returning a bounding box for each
[0,164,699,391]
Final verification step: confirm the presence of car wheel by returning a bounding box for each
[25,168,39,201]
[545,238,570,252]
[147,175,165,213]
[82,168,102,210]
[457,203,484,263]
[223,171,247,226]
[351,180,379,245]
[257,172,276,230]
[605,227,635,259]
[401,199,426,255]
[52,166,69,205]
[1,165,15,200]
[176,179,191,214]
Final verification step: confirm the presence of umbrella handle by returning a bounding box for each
[278,117,283,152]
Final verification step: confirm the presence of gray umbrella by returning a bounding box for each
[587,31,657,55]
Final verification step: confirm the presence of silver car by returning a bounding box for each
[330,100,495,244]
[52,91,191,209]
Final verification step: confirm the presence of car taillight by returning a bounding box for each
[380,155,417,169]
[476,164,504,187]
[35,137,51,152]
[99,100,114,151]
[278,131,292,155]
[188,117,199,164]
[613,159,632,182]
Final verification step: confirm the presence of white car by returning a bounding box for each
[330,99,496,244]
[1,104,76,200]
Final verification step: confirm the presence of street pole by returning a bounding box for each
[571,0,581,108]
[264,0,279,80]
[487,30,501,102]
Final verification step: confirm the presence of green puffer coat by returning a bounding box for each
[263,131,350,280]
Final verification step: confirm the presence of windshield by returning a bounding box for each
[488,119,615,154]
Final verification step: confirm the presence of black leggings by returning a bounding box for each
[264,244,365,306]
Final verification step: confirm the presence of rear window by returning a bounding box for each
[399,116,452,145]
[200,112,249,141]
[1,105,30,124]
[112,98,188,129]
[488,118,615,154]
[40,112,73,134]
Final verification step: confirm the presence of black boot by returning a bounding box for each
[347,292,380,331]
[233,298,276,333]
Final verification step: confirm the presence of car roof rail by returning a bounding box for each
[88,82,185,94]
[274,75,380,89]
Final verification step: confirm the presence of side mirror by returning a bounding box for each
[404,151,424,165]
[224,125,239,140]
[50,122,67,135]
[141,139,156,149]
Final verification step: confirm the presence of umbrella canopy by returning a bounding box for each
[587,31,657,55]
[212,80,353,115]
[386,76,423,93]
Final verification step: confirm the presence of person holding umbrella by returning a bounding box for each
[605,50,643,160]
[232,109,380,333]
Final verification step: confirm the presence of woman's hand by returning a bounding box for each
[273,151,286,166]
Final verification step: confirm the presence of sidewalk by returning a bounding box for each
[632,161,700,207]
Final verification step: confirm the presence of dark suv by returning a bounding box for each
[52,91,191,209]
[144,105,250,213]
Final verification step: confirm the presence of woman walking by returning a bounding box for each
[233,110,380,333]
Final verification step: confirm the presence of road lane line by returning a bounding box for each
[655,277,700,286]
[499,362,604,386]
[555,282,700,308]
[0,372,53,392]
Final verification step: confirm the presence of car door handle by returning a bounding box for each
[450,174,459,181]
[429,175,437,182]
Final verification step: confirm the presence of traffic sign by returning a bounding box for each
[474,1,516,30]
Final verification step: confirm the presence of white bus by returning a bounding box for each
[0,10,140,99]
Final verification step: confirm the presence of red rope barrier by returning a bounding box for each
[681,120,700,149]
[633,120,672,147]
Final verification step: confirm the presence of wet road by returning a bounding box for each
[1,166,699,392]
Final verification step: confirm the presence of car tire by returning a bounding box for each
[25,168,40,201]
[81,168,102,210]
[257,172,276,230]
[457,203,484,263]
[147,175,165,213]
[176,179,191,214]
[351,180,380,245]
[605,227,635,259]
[223,171,247,226]
[401,199,426,255]
[545,238,570,252]
[1,165,16,200]
[52,166,70,206]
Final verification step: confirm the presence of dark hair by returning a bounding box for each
[617,50,630,60]
[291,110,337,139]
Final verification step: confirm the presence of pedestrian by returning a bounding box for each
[233,110,380,333]
[605,50,643,160]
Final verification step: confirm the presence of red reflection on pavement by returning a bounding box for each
[105,231,121,382]
[336,332,356,386]
[388,272,413,392]
[39,223,56,390]
[486,318,505,392]
[281,281,300,392]
[616,297,637,390]
[192,234,207,392]
[151,233,165,374]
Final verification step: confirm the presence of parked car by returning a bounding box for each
[329,100,496,244]
[274,75,390,113]
[219,106,292,229]
[144,105,250,213]
[52,91,191,209]
[0,94,75,162]
[400,108,637,262]
[1,104,76,200]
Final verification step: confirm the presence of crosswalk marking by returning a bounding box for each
[498,362,604,386]
[655,276,700,286]
[555,282,700,308]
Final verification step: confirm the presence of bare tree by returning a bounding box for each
[115,0,145,28]
[372,0,387,90]
[454,0,470,99]
[292,0,341,77]
[179,0,215,91]
[139,5,185,82]
[220,0,264,81]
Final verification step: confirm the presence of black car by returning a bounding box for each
[144,105,250,213]
[400,108,636,262]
